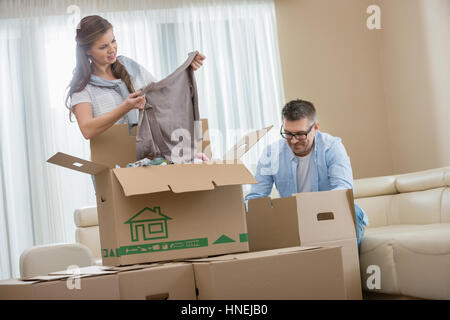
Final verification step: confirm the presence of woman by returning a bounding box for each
[65,15,205,140]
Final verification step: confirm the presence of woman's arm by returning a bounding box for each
[72,91,145,140]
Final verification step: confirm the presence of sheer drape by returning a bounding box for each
[0,0,284,279]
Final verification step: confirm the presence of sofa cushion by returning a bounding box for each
[354,176,397,199]
[396,171,446,193]
[393,226,450,300]
[355,195,392,228]
[388,188,444,225]
[361,223,450,299]
[360,225,430,294]
[360,241,399,294]
[362,224,440,252]
[445,172,450,187]
[442,188,450,223]
[75,226,101,260]
[74,206,98,227]
[393,224,450,254]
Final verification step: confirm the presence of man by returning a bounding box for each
[244,99,369,246]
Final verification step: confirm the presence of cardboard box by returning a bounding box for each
[191,246,346,300]
[117,262,196,300]
[246,189,362,300]
[48,123,272,266]
[0,263,197,300]
[0,268,120,300]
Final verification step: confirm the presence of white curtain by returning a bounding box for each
[0,0,284,279]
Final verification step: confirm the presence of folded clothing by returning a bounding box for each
[127,157,168,168]
[126,153,210,168]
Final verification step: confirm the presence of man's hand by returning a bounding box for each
[191,52,206,71]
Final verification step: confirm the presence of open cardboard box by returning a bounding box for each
[246,189,363,300]
[0,263,196,300]
[189,246,346,300]
[48,120,272,266]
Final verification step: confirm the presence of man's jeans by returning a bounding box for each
[355,203,368,250]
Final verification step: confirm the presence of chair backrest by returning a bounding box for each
[74,206,102,261]
[19,243,94,278]
[354,167,450,228]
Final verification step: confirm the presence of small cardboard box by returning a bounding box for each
[191,246,346,300]
[48,122,272,266]
[0,263,197,300]
[246,189,362,300]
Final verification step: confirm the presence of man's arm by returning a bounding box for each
[326,140,354,190]
[326,140,369,229]
[244,146,275,209]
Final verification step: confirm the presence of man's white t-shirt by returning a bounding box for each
[296,147,313,193]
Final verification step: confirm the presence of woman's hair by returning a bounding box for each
[65,15,135,121]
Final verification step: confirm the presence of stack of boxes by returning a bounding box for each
[0,120,362,300]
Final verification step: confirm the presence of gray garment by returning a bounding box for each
[136,51,201,164]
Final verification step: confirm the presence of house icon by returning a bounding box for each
[124,207,172,242]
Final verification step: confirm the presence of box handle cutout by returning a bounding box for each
[317,212,334,221]
[146,293,169,300]
[72,162,83,168]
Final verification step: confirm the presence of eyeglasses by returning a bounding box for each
[280,123,315,141]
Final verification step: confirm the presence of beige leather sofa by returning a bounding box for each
[354,166,450,300]
[74,206,102,266]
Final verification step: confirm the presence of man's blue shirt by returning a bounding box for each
[244,130,369,245]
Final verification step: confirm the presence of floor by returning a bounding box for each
[363,291,424,300]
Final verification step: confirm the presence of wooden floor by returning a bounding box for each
[363,291,424,300]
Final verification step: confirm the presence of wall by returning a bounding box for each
[274,0,393,179]
[380,0,450,174]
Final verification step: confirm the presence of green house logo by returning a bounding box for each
[124,207,172,242]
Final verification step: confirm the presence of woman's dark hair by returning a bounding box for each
[64,15,135,121]
[281,99,317,123]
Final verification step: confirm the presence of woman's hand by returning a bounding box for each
[125,91,146,110]
[191,53,206,71]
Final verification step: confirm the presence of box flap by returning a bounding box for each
[49,265,117,276]
[20,275,70,282]
[189,246,322,263]
[296,189,357,243]
[247,196,301,251]
[90,124,137,168]
[113,162,256,196]
[204,161,257,186]
[0,279,40,286]
[47,152,109,175]
[224,125,273,161]
[104,263,165,272]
